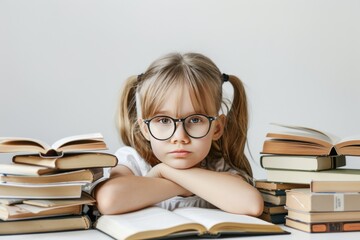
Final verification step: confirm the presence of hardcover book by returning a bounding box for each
[286,218,360,233]
[311,180,360,193]
[0,163,56,176]
[287,209,360,223]
[266,169,360,184]
[260,155,346,171]
[12,152,118,170]
[255,180,309,190]
[0,168,103,184]
[0,182,83,199]
[286,188,360,212]
[0,215,91,235]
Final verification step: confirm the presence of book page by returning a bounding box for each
[0,137,49,153]
[95,207,205,239]
[270,123,340,144]
[173,207,274,232]
[51,133,104,150]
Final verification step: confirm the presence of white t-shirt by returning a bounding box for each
[115,146,252,211]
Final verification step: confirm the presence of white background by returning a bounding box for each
[1,0,359,179]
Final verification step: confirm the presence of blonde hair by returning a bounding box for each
[117,52,252,177]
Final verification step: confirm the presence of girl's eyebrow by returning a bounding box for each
[153,111,199,117]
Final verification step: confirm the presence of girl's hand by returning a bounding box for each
[146,163,194,197]
[145,163,166,178]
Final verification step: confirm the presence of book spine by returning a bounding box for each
[311,222,360,233]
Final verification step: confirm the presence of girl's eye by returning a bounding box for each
[158,117,172,124]
[189,117,201,124]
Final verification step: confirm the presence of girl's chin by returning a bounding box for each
[166,160,198,169]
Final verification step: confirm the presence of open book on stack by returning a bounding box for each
[262,123,360,156]
[260,123,360,184]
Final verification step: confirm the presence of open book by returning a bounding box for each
[94,207,287,239]
[262,123,360,156]
[0,133,107,156]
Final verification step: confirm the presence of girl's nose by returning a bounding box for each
[170,122,190,144]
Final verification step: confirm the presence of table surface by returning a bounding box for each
[1,225,360,240]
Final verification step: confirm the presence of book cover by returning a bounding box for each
[263,202,287,215]
[286,188,360,212]
[255,180,309,190]
[260,192,286,205]
[259,212,286,224]
[12,152,118,170]
[287,209,360,223]
[0,215,91,235]
[286,218,360,233]
[0,163,57,176]
[0,168,104,184]
[260,155,346,171]
[0,182,83,199]
[266,169,360,184]
[311,180,360,193]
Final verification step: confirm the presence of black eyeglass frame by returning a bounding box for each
[143,114,218,141]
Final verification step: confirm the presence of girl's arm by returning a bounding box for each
[153,163,264,216]
[94,165,191,214]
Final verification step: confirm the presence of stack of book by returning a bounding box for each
[285,180,360,233]
[255,180,308,224]
[260,123,360,184]
[0,133,118,235]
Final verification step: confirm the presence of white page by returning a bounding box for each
[96,207,201,239]
[173,207,273,230]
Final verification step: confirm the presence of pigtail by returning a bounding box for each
[118,75,138,146]
[221,75,253,177]
[117,75,159,166]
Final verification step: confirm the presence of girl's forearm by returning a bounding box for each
[94,175,189,214]
[160,166,264,216]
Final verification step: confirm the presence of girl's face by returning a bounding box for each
[139,85,225,169]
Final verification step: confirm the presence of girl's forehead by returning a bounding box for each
[154,83,213,117]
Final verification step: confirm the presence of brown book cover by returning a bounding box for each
[1,168,103,184]
[286,218,360,233]
[0,204,82,221]
[0,163,57,176]
[260,155,346,171]
[266,169,360,184]
[311,180,360,193]
[287,209,360,223]
[286,188,360,212]
[263,202,287,215]
[13,152,118,170]
[260,192,286,205]
[255,179,309,190]
[0,182,83,199]
[0,215,91,235]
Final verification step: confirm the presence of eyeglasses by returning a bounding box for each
[143,114,217,141]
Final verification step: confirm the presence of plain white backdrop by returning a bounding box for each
[1,0,360,179]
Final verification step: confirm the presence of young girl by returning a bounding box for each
[95,52,263,216]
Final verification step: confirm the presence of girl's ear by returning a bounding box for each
[138,118,150,141]
[212,114,226,140]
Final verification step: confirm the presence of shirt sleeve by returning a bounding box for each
[114,146,151,176]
